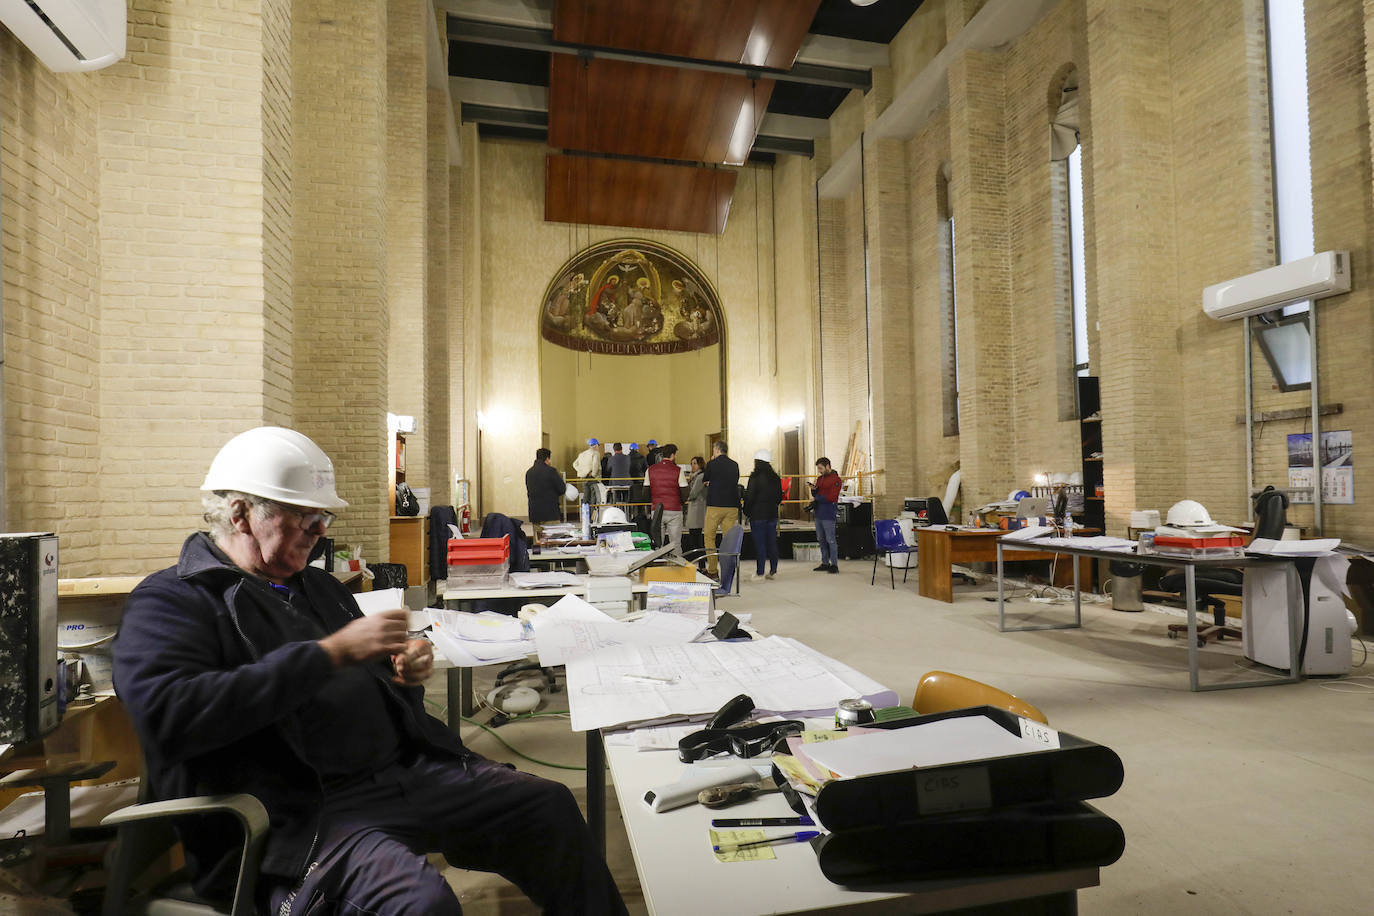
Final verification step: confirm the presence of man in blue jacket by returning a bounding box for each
[113,427,625,916]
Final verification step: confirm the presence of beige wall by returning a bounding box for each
[538,343,723,476]
[473,139,780,518]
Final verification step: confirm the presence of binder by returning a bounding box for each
[810,706,1124,830]
[813,801,1125,885]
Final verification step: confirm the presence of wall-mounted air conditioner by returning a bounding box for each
[1202,250,1350,321]
[0,0,126,73]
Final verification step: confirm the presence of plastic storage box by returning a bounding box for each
[446,535,510,588]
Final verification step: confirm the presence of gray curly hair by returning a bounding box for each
[202,490,280,542]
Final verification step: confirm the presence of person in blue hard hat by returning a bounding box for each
[113,427,627,916]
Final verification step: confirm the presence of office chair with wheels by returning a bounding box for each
[871,520,913,588]
[1161,486,1289,646]
[911,670,1048,725]
[101,792,268,916]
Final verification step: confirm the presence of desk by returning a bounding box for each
[601,737,1099,915]
[916,528,1092,603]
[995,540,1303,692]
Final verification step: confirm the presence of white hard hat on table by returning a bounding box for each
[201,426,348,509]
[1165,499,1212,528]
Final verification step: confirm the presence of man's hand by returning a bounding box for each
[318,609,409,667]
[392,638,435,686]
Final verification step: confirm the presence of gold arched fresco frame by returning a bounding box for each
[535,238,728,434]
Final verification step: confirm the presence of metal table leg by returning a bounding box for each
[999,544,1084,633]
[997,542,1006,631]
[586,729,605,855]
[1189,560,1304,691]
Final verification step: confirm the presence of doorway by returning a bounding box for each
[781,426,802,520]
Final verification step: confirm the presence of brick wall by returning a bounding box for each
[292,0,389,560]
[386,0,429,493]
[426,86,452,507]
[0,33,103,573]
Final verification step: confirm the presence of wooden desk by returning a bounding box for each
[916,528,1092,603]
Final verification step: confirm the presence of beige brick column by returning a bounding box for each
[1084,0,1180,531]
[386,0,429,493]
[948,48,1014,509]
[94,0,294,570]
[292,0,389,559]
[426,87,452,508]
[862,136,915,517]
[816,194,853,463]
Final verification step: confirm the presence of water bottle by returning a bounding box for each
[580,501,591,540]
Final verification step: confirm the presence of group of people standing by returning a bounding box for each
[550,437,847,578]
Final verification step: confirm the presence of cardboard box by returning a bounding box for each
[640,565,697,584]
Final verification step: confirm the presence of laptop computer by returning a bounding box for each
[1016,496,1049,519]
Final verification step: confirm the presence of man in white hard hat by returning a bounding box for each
[113,427,625,916]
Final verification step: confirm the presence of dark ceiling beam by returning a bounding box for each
[447,17,871,92]
[458,102,813,159]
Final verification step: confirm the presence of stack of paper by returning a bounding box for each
[428,608,533,667]
[564,635,897,732]
[532,595,707,666]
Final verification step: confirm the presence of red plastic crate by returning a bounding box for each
[446,534,509,566]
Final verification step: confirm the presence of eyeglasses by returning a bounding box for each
[267,500,336,531]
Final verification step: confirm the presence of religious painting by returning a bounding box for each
[540,239,723,355]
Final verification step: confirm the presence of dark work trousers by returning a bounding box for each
[750,520,779,576]
[261,754,627,916]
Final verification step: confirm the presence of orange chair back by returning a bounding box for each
[911,670,1048,725]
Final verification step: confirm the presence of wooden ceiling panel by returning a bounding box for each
[549,55,772,166]
[554,0,822,70]
[546,155,736,235]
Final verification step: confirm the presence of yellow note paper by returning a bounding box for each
[710,829,777,863]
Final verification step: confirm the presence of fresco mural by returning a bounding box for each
[540,240,723,355]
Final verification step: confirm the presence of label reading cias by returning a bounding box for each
[1018,717,1061,749]
[913,766,991,815]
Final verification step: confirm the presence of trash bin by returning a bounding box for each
[1106,560,1144,612]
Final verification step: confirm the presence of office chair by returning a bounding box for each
[101,790,268,916]
[649,503,664,549]
[1161,486,1289,646]
[911,670,1048,725]
[685,524,744,598]
[871,520,914,588]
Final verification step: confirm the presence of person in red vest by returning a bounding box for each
[645,442,687,554]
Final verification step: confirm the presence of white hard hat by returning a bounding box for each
[754,449,772,462]
[1165,499,1213,528]
[565,483,579,502]
[201,427,348,509]
[600,506,628,525]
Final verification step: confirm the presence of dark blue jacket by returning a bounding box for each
[112,533,468,896]
[525,460,565,523]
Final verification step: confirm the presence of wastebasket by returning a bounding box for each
[1106,560,1144,612]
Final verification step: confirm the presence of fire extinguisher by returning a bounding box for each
[459,505,472,535]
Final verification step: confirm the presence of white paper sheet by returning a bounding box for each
[353,588,405,615]
[564,635,897,732]
[1248,537,1343,556]
[534,611,705,667]
[1037,535,1138,551]
[439,610,524,641]
[1000,525,1056,541]
[509,571,582,588]
[798,716,1044,778]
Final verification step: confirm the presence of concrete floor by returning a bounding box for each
[435,558,1374,915]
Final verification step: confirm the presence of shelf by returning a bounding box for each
[1085,497,1105,501]
[1084,457,1102,463]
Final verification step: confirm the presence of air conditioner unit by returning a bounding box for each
[1202,250,1350,321]
[0,0,126,73]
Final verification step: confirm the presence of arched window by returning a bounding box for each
[937,163,959,436]
[1050,67,1087,417]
